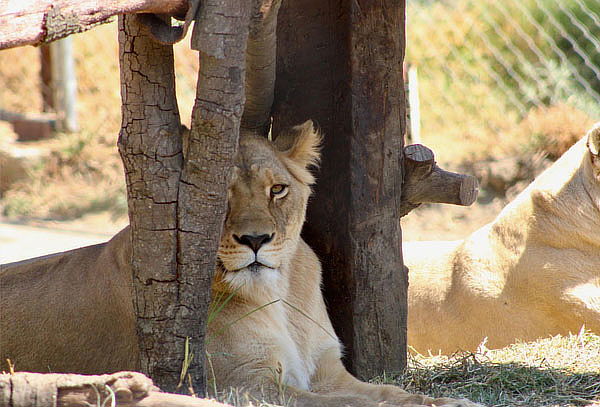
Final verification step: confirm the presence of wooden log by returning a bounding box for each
[0,372,229,407]
[0,109,57,141]
[0,0,188,50]
[240,0,283,137]
[400,144,479,217]
[175,0,253,396]
[117,14,185,392]
[274,0,407,380]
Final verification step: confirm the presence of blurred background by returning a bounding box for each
[0,0,598,262]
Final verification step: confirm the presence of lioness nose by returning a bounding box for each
[233,233,274,252]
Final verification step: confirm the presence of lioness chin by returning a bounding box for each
[405,123,600,354]
[0,121,480,407]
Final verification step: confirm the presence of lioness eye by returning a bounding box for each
[270,184,288,197]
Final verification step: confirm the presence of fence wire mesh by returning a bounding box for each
[406,0,600,159]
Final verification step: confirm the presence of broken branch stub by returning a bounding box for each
[401,144,479,217]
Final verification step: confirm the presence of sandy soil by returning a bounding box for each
[0,213,126,264]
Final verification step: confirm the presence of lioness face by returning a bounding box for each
[217,121,320,290]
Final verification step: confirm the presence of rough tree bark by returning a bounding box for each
[118,0,253,394]
[117,15,184,392]
[241,0,283,136]
[175,0,253,395]
[273,0,407,379]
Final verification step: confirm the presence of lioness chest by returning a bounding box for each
[207,297,336,391]
[208,250,339,392]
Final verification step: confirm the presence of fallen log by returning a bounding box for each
[0,0,189,50]
[0,371,231,407]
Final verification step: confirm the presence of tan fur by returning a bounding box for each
[0,121,480,407]
[405,123,600,354]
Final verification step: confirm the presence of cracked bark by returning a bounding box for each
[118,14,185,393]
[177,1,252,394]
[119,0,252,394]
[273,0,407,380]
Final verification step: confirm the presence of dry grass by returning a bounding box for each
[205,331,600,407]
[2,131,127,220]
[373,330,600,407]
[515,104,597,160]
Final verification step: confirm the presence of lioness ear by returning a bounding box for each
[587,122,600,158]
[275,120,322,169]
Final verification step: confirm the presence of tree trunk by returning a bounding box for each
[240,0,283,137]
[176,0,252,396]
[273,0,407,380]
[118,14,185,393]
[119,0,253,394]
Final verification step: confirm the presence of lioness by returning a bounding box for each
[0,122,479,407]
[405,123,600,354]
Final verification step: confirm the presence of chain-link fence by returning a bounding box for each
[2,5,599,219]
[406,0,600,161]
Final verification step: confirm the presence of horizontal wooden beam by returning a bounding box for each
[0,0,188,50]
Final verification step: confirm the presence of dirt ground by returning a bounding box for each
[0,213,126,264]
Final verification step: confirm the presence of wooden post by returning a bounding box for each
[51,37,79,132]
[118,0,253,395]
[118,14,185,393]
[274,0,407,379]
[40,45,54,112]
[176,0,252,395]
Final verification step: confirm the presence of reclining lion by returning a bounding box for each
[0,122,479,407]
[405,123,600,354]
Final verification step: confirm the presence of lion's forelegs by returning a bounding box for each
[309,349,483,407]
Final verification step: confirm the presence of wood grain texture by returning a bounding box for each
[0,0,188,50]
[0,372,229,407]
[240,0,283,136]
[176,0,253,396]
[400,144,479,217]
[117,14,185,393]
[274,0,407,380]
